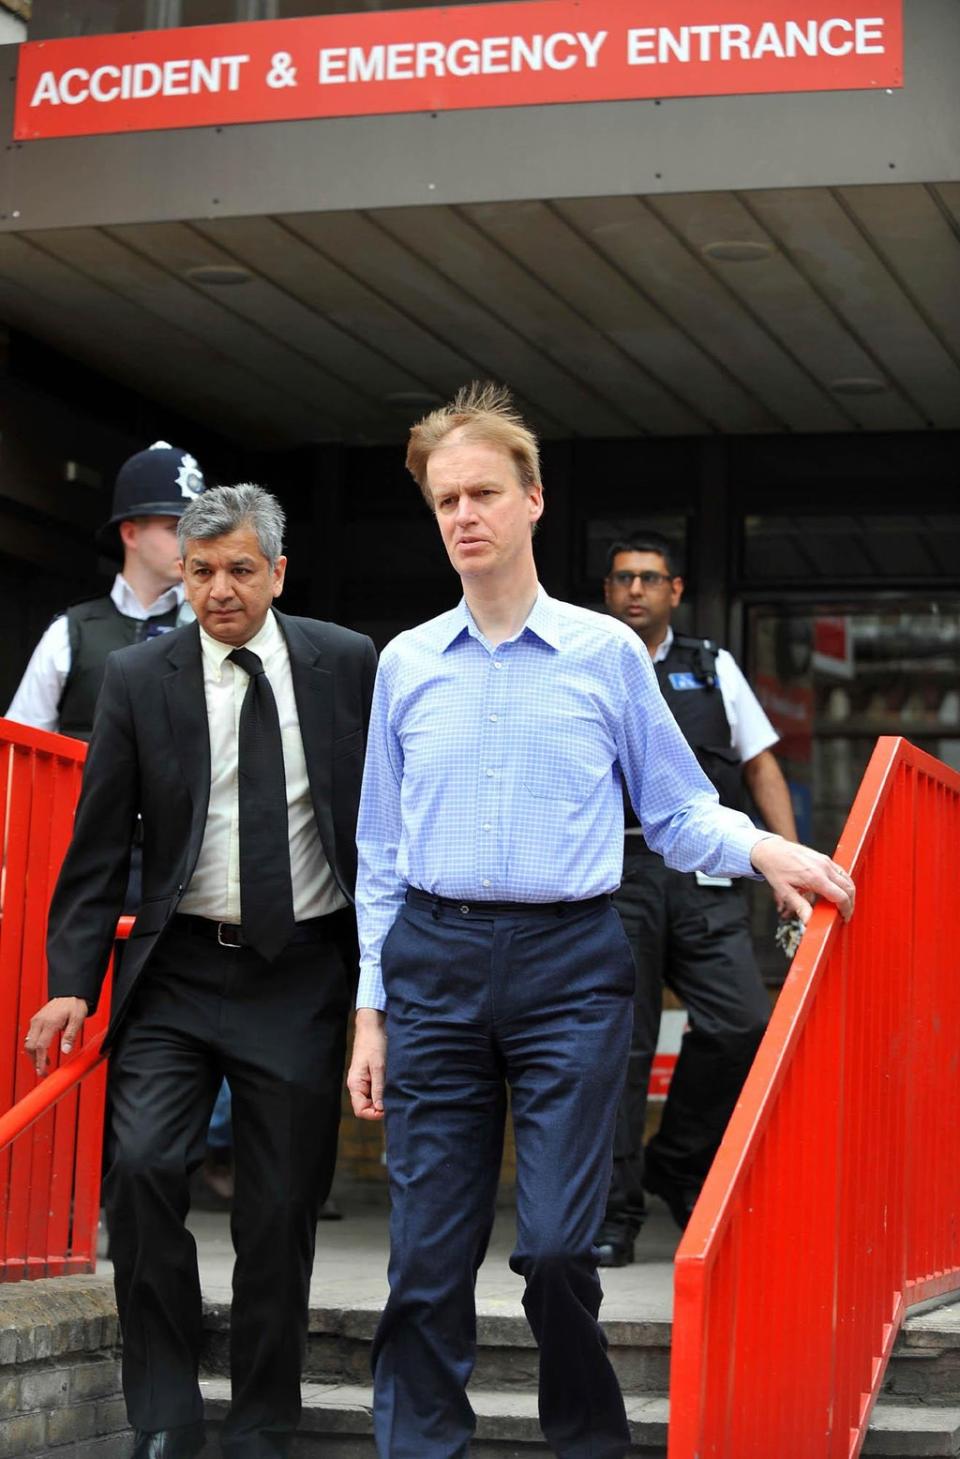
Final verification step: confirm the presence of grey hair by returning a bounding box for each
[178,484,285,566]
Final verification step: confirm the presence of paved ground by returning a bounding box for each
[98,1188,681,1320]
[173,1194,682,1322]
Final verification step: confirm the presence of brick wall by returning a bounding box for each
[0,1277,129,1459]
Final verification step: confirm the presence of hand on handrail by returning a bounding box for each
[750,835,856,924]
[23,997,90,1078]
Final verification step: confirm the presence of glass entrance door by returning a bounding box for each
[745,599,960,978]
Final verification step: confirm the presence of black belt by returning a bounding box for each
[405,889,610,919]
[623,835,653,856]
[171,912,333,949]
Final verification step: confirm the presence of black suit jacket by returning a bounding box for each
[46,609,377,1043]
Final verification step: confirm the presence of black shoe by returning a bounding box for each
[201,1150,234,1203]
[643,1169,699,1231]
[131,1421,205,1459]
[594,1226,635,1267]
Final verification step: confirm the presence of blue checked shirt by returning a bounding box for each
[355,588,765,1009]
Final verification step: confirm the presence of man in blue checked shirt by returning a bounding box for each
[347,381,855,1459]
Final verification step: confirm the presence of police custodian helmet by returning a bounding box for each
[96,441,206,557]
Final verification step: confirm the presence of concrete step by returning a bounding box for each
[199,1379,670,1457]
[202,1303,672,1397]
[202,1293,960,1409]
[194,1291,960,1456]
[864,1403,960,1457]
[884,1303,960,1407]
[197,1380,960,1459]
[2,1270,956,1457]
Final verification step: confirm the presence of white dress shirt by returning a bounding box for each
[6,574,190,733]
[652,626,778,764]
[178,609,346,925]
[623,627,779,871]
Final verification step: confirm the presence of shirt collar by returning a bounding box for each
[522,586,562,649]
[435,598,472,652]
[111,573,184,619]
[651,624,674,664]
[198,607,281,681]
[438,585,560,654]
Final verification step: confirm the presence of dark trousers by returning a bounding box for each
[372,894,635,1459]
[605,849,770,1237]
[104,915,351,1458]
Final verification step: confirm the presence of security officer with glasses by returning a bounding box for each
[7,441,204,741]
[596,531,798,1265]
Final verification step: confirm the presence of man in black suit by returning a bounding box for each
[24,484,376,1459]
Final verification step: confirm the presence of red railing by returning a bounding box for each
[669,737,960,1458]
[0,717,123,1281]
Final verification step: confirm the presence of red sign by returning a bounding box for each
[14,1,902,142]
[755,672,814,763]
[813,615,855,678]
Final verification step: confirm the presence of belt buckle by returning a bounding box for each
[217,922,244,949]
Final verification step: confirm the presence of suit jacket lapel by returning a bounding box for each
[162,623,211,874]
[276,611,337,864]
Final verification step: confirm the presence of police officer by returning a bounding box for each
[6,441,204,740]
[596,531,798,1265]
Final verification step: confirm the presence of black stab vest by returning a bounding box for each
[57,596,179,741]
[624,633,746,829]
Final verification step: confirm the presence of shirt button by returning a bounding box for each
[486,768,495,778]
[482,879,492,888]
[493,661,503,669]
[482,823,492,831]
[489,714,499,723]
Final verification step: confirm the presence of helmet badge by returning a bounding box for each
[176,453,204,501]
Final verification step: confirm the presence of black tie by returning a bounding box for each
[228,647,296,961]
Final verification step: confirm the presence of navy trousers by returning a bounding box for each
[372,893,635,1459]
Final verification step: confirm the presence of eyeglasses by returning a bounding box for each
[608,570,675,589]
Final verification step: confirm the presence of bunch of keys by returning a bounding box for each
[774,915,805,961]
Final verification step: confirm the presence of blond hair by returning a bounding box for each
[406,381,541,505]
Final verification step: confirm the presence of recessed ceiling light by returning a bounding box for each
[385,390,444,407]
[185,264,252,286]
[701,240,773,263]
[588,220,632,239]
[829,376,888,395]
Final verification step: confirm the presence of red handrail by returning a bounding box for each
[0,914,133,1152]
[0,717,128,1281]
[668,737,960,1458]
[0,1034,107,1151]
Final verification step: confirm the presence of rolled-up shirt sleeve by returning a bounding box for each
[355,652,405,1010]
[613,634,767,879]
